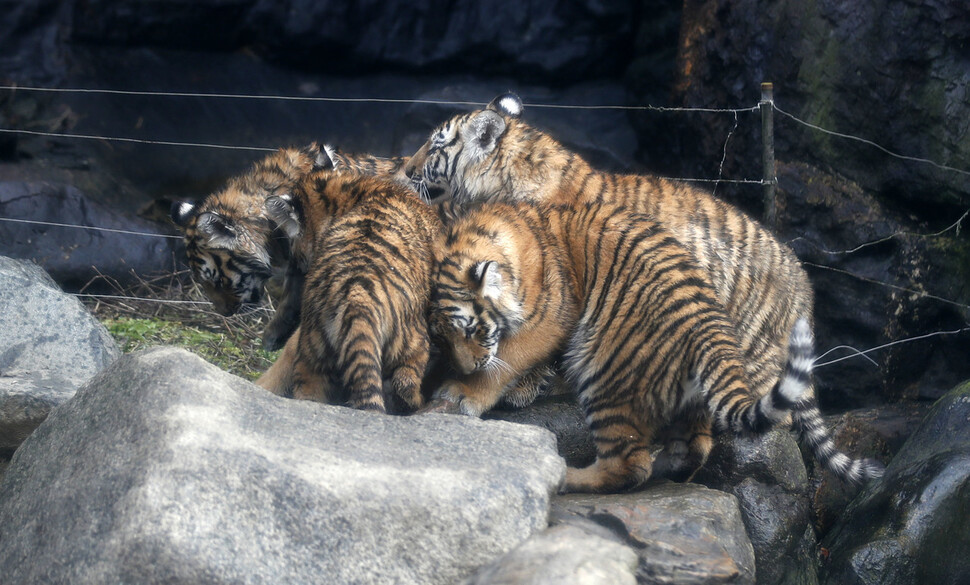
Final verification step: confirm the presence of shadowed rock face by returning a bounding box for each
[651,0,970,408]
[820,380,970,585]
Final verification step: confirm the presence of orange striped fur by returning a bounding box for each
[256,170,440,413]
[432,201,823,492]
[172,144,411,350]
[410,95,882,486]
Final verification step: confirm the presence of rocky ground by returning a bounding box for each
[2,257,969,584]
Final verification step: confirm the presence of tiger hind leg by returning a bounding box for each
[255,329,299,397]
[564,414,656,493]
[652,409,713,483]
[291,356,337,404]
[564,441,655,494]
[389,332,430,412]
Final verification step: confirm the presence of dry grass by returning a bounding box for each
[79,269,281,380]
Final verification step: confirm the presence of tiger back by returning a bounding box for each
[172,143,410,350]
[431,200,881,492]
[256,171,441,413]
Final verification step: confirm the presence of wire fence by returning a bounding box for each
[1,84,968,369]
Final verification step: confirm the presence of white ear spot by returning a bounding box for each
[498,95,522,117]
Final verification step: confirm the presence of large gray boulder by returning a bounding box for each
[820,379,970,585]
[553,483,756,585]
[0,255,119,452]
[0,347,565,585]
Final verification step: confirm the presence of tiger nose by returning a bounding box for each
[403,161,420,181]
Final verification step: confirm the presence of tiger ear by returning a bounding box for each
[197,212,237,248]
[472,261,503,300]
[170,200,198,228]
[486,93,523,119]
[464,110,507,160]
[303,142,336,171]
[265,194,301,239]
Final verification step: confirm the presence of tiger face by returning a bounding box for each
[430,259,516,376]
[170,144,334,317]
[404,93,523,204]
[172,201,276,316]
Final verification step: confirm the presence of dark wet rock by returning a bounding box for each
[0,255,119,452]
[0,347,566,585]
[810,402,933,536]
[665,0,970,211]
[732,479,818,585]
[694,428,808,494]
[0,181,182,291]
[820,379,970,585]
[488,394,596,468]
[693,429,815,585]
[70,0,638,85]
[0,0,70,85]
[553,483,756,585]
[463,524,639,585]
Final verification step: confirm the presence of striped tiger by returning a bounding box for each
[404,93,882,485]
[430,200,883,492]
[255,169,441,413]
[172,143,411,350]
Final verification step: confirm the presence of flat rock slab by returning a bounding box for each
[0,347,565,585]
[0,255,119,451]
[553,483,756,585]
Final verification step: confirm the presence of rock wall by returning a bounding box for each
[659,0,970,405]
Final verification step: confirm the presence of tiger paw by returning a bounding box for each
[434,381,486,417]
[415,397,463,415]
[261,323,295,352]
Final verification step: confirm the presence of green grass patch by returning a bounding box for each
[82,272,282,381]
[103,317,278,381]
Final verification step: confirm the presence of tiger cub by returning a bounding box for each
[255,169,441,413]
[172,144,410,350]
[431,200,883,492]
[402,94,882,484]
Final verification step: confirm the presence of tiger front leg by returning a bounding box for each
[262,262,305,351]
[436,366,525,417]
[501,364,555,409]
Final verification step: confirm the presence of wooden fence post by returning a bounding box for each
[761,82,777,228]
